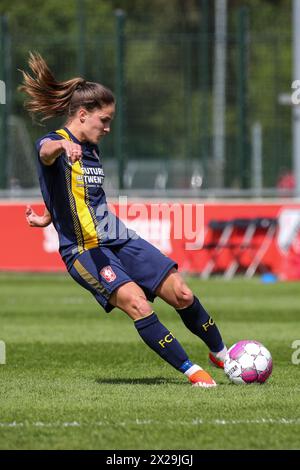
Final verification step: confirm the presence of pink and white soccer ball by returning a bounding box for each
[224,340,273,385]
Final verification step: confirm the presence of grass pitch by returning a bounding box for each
[0,273,299,450]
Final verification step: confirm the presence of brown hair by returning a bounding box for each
[19,52,115,121]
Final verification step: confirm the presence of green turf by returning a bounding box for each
[0,273,300,450]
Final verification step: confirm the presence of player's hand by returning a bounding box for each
[25,205,52,228]
[60,140,82,164]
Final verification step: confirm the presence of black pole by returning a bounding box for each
[77,0,86,76]
[0,15,8,189]
[115,9,126,190]
[237,7,249,189]
[199,0,209,182]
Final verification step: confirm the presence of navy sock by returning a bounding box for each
[134,312,190,372]
[176,296,224,353]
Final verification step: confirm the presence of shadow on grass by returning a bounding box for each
[95,377,184,385]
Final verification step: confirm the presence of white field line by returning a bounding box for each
[0,418,300,428]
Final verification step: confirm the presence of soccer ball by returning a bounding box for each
[224,340,273,385]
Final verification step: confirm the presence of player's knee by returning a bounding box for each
[173,283,194,309]
[127,293,152,318]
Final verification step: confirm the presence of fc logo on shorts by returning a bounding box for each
[100,265,117,283]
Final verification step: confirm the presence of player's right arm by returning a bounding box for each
[40,139,83,166]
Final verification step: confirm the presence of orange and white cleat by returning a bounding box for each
[209,352,224,369]
[187,367,217,388]
[209,346,227,369]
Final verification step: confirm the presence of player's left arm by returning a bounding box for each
[25,205,52,227]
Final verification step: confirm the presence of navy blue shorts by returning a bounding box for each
[68,237,177,312]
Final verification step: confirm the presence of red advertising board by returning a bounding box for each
[1,200,300,279]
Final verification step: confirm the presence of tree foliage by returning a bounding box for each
[0,0,292,188]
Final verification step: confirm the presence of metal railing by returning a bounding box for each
[0,5,294,198]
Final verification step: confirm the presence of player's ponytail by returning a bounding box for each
[19,52,115,122]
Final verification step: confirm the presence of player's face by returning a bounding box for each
[82,103,115,144]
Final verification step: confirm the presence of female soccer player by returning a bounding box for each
[21,52,227,387]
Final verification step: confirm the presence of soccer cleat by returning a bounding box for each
[209,352,224,369]
[188,369,217,388]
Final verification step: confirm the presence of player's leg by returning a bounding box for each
[109,282,216,387]
[110,238,219,386]
[155,268,227,368]
[68,247,215,387]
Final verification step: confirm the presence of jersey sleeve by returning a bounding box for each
[35,132,64,155]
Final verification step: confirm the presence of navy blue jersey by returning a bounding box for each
[36,127,135,269]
